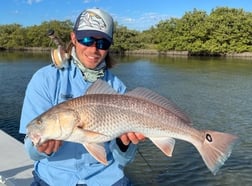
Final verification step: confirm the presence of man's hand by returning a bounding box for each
[37,140,62,155]
[120,132,145,145]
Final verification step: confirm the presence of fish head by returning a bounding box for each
[26,108,80,146]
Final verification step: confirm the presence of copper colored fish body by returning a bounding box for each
[26,80,238,175]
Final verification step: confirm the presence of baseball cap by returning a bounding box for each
[73,8,114,43]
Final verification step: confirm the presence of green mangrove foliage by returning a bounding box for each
[0,7,252,55]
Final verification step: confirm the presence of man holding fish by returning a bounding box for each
[20,7,238,186]
[20,8,145,186]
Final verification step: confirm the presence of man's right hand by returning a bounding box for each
[37,140,62,155]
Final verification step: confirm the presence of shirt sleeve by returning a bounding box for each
[19,68,55,160]
[109,139,137,166]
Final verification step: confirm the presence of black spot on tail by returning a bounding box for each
[206,133,213,142]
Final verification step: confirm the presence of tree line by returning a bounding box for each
[0,7,252,55]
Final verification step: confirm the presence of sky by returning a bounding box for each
[1,0,252,31]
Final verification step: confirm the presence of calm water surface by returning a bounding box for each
[0,52,251,186]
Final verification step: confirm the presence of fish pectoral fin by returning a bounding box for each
[83,143,108,165]
[149,137,176,157]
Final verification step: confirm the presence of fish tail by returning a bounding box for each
[196,130,238,175]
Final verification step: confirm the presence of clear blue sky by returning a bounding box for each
[1,0,251,31]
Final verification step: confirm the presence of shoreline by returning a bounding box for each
[1,47,252,57]
[124,49,252,57]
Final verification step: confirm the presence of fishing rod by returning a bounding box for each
[136,146,160,185]
[137,148,153,170]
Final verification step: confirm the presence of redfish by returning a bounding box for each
[26,80,238,175]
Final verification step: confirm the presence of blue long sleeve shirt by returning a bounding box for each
[19,60,137,186]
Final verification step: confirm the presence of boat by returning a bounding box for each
[0,130,33,186]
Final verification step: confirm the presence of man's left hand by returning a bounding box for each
[120,132,145,145]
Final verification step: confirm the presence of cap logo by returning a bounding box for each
[78,11,107,31]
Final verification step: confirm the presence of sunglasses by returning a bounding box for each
[77,37,111,50]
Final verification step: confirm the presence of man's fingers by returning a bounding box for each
[37,140,62,155]
[53,140,62,152]
[135,133,145,141]
[37,141,49,153]
[120,132,146,145]
[43,140,55,155]
[127,132,139,144]
[120,134,130,145]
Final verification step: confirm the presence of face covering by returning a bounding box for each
[71,47,106,82]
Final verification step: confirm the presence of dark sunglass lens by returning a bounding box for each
[96,39,111,50]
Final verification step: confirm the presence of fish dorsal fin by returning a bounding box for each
[126,87,192,124]
[86,79,118,95]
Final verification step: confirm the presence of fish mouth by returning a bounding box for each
[34,138,42,146]
[28,132,42,146]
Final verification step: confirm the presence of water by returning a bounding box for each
[0,52,50,142]
[1,52,252,185]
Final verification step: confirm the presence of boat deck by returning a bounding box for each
[0,130,33,186]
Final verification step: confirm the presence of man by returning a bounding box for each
[20,8,144,186]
